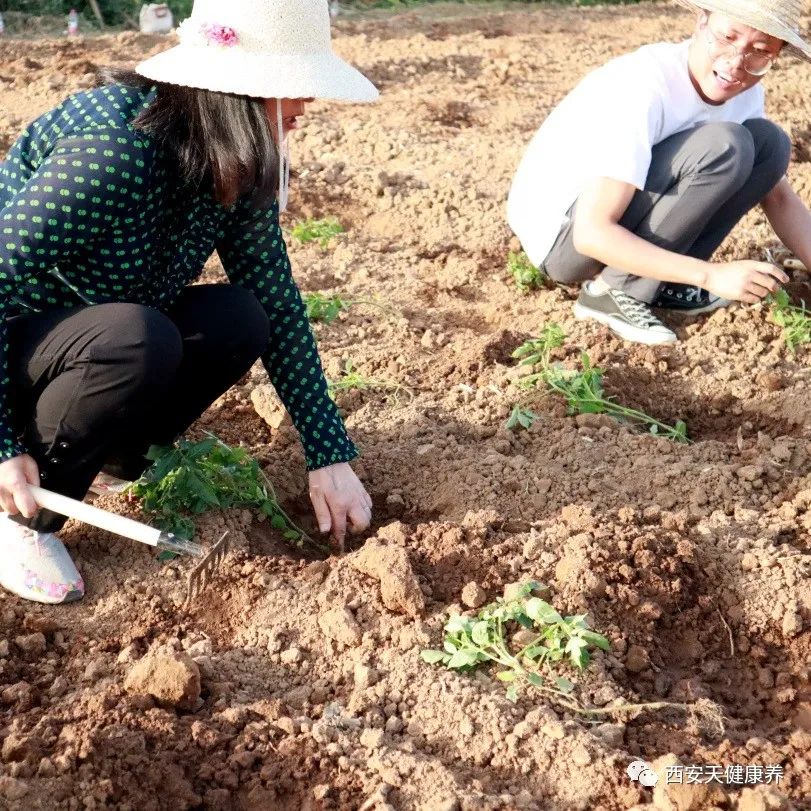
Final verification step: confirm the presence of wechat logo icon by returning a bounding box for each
[627,760,658,787]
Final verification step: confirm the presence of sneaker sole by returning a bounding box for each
[573,301,678,345]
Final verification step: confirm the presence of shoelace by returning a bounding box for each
[612,291,665,328]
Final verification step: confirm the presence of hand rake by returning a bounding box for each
[184,529,230,606]
[28,485,202,557]
[29,486,232,605]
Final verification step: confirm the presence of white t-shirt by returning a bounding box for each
[507,40,766,267]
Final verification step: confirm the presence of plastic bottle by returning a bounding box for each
[0,13,5,35]
[67,8,79,37]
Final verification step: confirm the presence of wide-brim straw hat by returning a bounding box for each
[136,0,378,102]
[676,0,811,62]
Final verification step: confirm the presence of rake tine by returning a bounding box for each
[184,530,230,607]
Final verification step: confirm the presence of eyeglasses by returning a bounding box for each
[704,26,777,76]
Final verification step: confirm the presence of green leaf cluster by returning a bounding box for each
[507,251,547,294]
[512,324,689,442]
[421,581,610,703]
[768,289,811,353]
[291,217,345,248]
[128,435,313,548]
[505,404,537,431]
[327,359,410,402]
[304,293,352,324]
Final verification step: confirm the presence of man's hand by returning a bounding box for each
[0,455,40,518]
[704,260,788,304]
[308,462,372,547]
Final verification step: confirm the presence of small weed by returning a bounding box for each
[327,359,410,401]
[291,217,345,248]
[421,582,724,730]
[768,289,811,352]
[506,404,538,430]
[128,435,320,550]
[507,251,547,293]
[513,324,689,442]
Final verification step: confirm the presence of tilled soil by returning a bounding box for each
[0,5,809,810]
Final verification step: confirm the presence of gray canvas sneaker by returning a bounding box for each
[573,281,677,345]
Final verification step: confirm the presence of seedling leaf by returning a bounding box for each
[291,217,344,248]
[580,630,611,651]
[526,597,563,625]
[555,676,575,694]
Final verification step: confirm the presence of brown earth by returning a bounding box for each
[1,3,810,810]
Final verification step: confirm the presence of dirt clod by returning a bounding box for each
[123,652,201,711]
[460,581,487,608]
[349,533,425,617]
[318,605,363,646]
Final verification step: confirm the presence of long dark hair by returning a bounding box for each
[105,69,280,207]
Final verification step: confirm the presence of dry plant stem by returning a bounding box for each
[488,636,704,720]
[716,607,736,657]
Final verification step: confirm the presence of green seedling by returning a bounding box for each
[545,353,689,441]
[129,435,320,550]
[768,289,811,352]
[291,217,344,248]
[506,404,538,431]
[304,293,352,323]
[327,359,411,401]
[511,323,566,387]
[421,582,725,730]
[422,582,610,703]
[507,251,547,293]
[513,324,689,442]
[303,292,394,324]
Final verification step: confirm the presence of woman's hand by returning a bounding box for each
[0,454,40,518]
[308,462,372,547]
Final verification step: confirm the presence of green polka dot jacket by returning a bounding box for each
[0,84,358,470]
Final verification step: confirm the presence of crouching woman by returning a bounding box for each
[0,0,377,603]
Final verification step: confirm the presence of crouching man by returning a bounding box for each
[508,0,811,345]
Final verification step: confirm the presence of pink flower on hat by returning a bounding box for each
[200,22,239,47]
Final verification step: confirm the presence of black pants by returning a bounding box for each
[7,284,271,532]
[542,119,792,303]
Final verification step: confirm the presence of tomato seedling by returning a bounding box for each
[768,289,811,352]
[327,359,411,402]
[507,251,548,293]
[422,582,610,703]
[129,435,319,550]
[422,582,724,730]
[291,217,344,248]
[506,404,538,430]
[513,324,689,442]
[303,292,394,324]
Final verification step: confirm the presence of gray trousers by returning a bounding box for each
[541,119,792,303]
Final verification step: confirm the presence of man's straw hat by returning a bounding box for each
[677,0,811,62]
[135,0,378,102]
